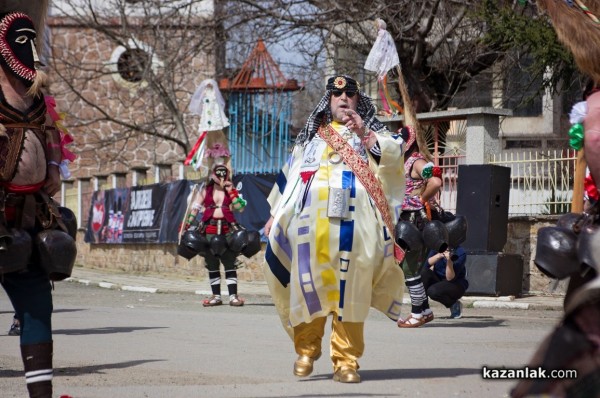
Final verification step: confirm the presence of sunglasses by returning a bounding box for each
[331,90,357,98]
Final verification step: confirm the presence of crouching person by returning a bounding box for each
[421,246,468,319]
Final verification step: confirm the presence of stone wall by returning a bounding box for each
[48,18,216,180]
[75,216,568,295]
[75,233,267,283]
[504,215,568,295]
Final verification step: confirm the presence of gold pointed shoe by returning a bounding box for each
[333,366,361,383]
[293,353,321,377]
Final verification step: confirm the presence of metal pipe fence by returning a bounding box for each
[489,149,576,216]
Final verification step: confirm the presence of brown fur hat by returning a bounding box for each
[538,0,600,83]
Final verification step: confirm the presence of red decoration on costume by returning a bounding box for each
[184,131,207,165]
[300,171,316,183]
[1,181,45,193]
[60,133,76,162]
[432,166,442,178]
[205,224,230,235]
[44,96,77,162]
[585,174,599,201]
[228,188,240,199]
[45,96,60,121]
[1,181,45,221]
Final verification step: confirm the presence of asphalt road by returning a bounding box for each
[0,281,562,398]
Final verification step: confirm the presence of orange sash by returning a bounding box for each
[319,125,405,263]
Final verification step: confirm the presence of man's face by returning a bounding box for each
[330,89,358,123]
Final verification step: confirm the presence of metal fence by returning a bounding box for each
[434,149,576,216]
[227,91,294,174]
[437,154,466,214]
[489,149,576,216]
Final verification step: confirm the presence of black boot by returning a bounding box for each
[20,342,53,398]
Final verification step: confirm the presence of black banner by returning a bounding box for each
[233,173,277,234]
[85,176,276,245]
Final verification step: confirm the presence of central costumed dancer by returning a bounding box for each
[263,75,407,383]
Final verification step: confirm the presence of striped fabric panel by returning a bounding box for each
[25,369,53,384]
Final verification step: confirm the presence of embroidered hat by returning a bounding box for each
[295,74,383,147]
[326,75,360,92]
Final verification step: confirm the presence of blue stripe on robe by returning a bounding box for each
[265,242,290,287]
[276,170,287,194]
[339,171,355,252]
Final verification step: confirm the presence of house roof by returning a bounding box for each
[219,38,301,92]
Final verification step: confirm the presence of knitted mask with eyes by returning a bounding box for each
[0,12,40,85]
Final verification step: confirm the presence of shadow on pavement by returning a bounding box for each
[424,316,507,328]
[53,308,87,314]
[306,367,481,382]
[242,303,275,307]
[0,359,165,378]
[52,326,167,335]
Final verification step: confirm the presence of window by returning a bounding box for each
[108,39,163,89]
[503,56,543,117]
[117,48,149,83]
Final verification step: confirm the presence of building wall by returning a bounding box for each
[47,17,216,180]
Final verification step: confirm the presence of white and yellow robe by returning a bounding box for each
[264,122,406,338]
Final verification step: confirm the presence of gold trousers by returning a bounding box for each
[293,315,364,372]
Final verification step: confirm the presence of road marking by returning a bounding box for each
[122,286,158,293]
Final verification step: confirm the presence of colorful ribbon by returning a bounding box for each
[568,123,585,150]
[184,131,207,169]
[584,174,599,202]
[382,75,403,113]
[378,85,391,114]
[574,0,600,24]
[44,96,76,178]
[421,162,435,179]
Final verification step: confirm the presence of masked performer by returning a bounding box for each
[183,163,248,307]
[263,75,406,383]
[396,124,444,328]
[509,2,600,396]
[0,4,76,398]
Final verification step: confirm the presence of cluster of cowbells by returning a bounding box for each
[0,207,78,281]
[535,210,600,279]
[178,225,261,260]
[394,214,468,256]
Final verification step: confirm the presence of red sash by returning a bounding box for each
[319,125,405,263]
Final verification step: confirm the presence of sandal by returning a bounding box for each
[423,310,434,324]
[202,295,223,307]
[229,294,245,307]
[397,313,427,328]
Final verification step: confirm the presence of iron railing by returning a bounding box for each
[489,149,576,215]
